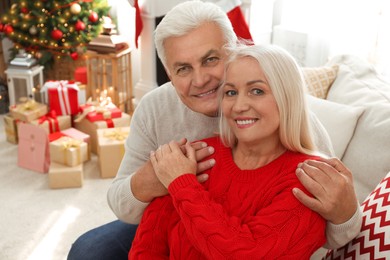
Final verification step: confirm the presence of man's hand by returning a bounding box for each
[293,157,358,224]
[131,138,215,202]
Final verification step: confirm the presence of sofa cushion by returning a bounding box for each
[303,65,339,98]
[306,95,364,159]
[323,171,390,259]
[326,55,390,202]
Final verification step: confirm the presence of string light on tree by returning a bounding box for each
[0,0,110,67]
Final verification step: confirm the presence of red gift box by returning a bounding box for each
[42,80,79,116]
[74,67,87,84]
[86,107,122,122]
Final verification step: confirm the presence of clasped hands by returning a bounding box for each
[151,138,214,189]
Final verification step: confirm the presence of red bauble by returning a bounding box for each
[4,24,14,35]
[89,11,99,23]
[51,29,63,40]
[70,52,79,60]
[75,20,85,31]
[0,23,4,32]
[21,7,29,14]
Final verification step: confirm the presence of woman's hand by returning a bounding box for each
[150,140,197,189]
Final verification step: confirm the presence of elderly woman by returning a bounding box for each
[129,44,326,259]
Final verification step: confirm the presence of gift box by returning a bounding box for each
[50,136,88,167]
[10,99,48,122]
[77,84,86,105]
[74,112,131,154]
[18,123,50,173]
[74,67,87,84]
[48,162,83,189]
[30,111,71,135]
[49,127,91,160]
[41,80,79,115]
[3,114,20,144]
[97,127,130,178]
[85,106,122,122]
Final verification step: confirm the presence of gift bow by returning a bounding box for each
[62,138,83,150]
[95,106,113,119]
[17,99,37,112]
[103,129,127,141]
[60,138,83,166]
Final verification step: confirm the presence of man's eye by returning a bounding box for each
[203,57,219,66]
[251,88,264,95]
[176,66,191,76]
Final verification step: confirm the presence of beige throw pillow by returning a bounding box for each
[303,65,339,99]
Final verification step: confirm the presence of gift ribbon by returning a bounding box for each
[96,106,113,119]
[17,99,37,112]
[103,129,128,141]
[38,110,59,133]
[57,82,72,115]
[61,138,82,166]
[103,129,127,158]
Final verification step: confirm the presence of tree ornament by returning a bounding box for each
[0,23,4,32]
[4,24,14,35]
[75,20,85,31]
[50,29,63,40]
[29,25,38,35]
[20,7,29,14]
[35,52,42,59]
[70,52,79,60]
[70,3,81,15]
[89,11,99,23]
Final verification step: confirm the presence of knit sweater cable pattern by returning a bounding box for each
[129,137,326,259]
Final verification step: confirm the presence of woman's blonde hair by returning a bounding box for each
[219,44,317,155]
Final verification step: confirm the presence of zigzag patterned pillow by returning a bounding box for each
[324,171,390,259]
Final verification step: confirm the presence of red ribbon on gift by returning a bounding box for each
[105,119,114,128]
[38,110,60,134]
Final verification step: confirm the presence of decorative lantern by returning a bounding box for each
[85,48,133,114]
[5,65,44,105]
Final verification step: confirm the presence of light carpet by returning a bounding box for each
[0,114,116,260]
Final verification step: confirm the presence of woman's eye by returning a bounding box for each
[251,88,264,95]
[225,90,237,96]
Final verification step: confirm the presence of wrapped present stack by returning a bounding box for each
[2,76,132,189]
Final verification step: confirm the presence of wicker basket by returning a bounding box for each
[44,56,87,81]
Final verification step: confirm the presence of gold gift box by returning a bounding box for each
[97,127,130,178]
[74,112,131,154]
[3,114,19,144]
[31,115,72,135]
[10,100,48,122]
[49,162,83,189]
[50,136,88,167]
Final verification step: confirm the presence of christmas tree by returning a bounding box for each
[0,0,110,66]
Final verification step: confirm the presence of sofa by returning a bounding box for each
[303,55,390,259]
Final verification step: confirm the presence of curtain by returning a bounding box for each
[271,0,390,77]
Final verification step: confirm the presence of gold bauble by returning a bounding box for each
[70,3,81,15]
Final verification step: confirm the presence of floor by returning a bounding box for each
[0,114,116,260]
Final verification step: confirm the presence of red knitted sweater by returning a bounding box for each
[129,137,326,259]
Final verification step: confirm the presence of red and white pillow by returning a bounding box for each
[324,171,390,259]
